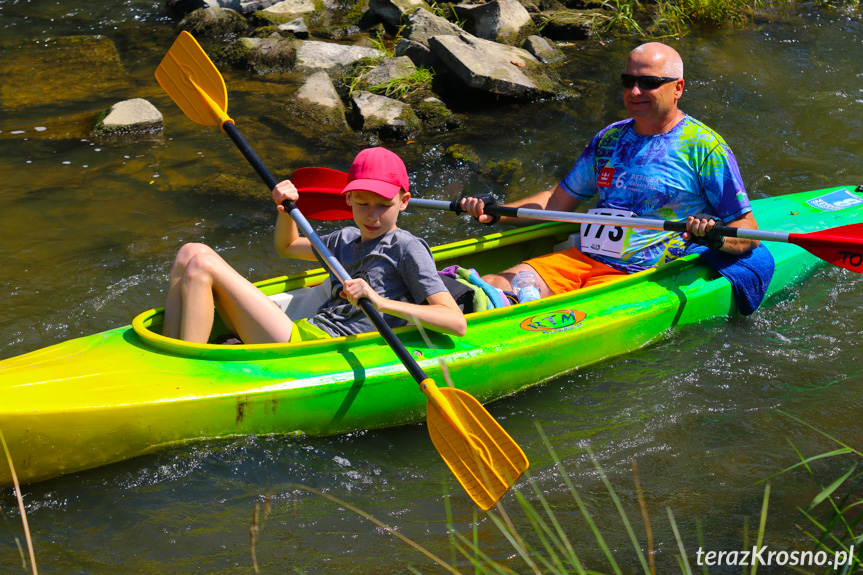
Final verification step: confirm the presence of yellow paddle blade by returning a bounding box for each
[426,384,529,510]
[155,31,232,128]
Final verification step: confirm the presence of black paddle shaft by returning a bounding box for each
[221,122,428,384]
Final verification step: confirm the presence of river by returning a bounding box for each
[1,1,862,573]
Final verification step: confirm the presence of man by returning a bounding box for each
[461,42,760,298]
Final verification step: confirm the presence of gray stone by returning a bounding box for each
[168,0,283,15]
[429,33,562,99]
[179,7,248,39]
[403,7,465,46]
[351,91,421,139]
[277,17,310,38]
[362,56,417,88]
[253,0,317,24]
[224,37,298,73]
[292,71,348,128]
[296,41,385,70]
[368,0,430,27]
[522,35,562,63]
[394,38,439,68]
[94,98,163,134]
[453,0,535,45]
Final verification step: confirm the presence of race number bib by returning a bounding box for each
[580,208,636,258]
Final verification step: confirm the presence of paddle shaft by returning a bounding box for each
[222,122,427,383]
[409,198,797,243]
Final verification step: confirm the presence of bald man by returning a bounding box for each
[461,42,760,299]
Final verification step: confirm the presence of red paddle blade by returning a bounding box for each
[290,167,352,221]
[791,223,863,273]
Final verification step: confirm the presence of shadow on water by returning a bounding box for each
[3,2,863,573]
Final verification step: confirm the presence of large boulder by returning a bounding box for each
[350,91,421,139]
[429,33,564,100]
[295,41,385,70]
[452,0,536,45]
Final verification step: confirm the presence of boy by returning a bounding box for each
[163,147,466,344]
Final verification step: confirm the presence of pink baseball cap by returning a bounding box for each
[341,147,410,199]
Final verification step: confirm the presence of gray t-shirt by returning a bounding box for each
[307,227,447,337]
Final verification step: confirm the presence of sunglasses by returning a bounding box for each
[620,74,679,90]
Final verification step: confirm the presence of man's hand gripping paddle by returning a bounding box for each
[156,31,528,510]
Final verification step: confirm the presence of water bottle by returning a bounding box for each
[512,270,540,303]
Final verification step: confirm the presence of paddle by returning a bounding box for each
[407,198,863,275]
[265,166,863,275]
[155,31,528,511]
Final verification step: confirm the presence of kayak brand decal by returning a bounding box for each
[806,189,863,211]
[520,309,587,333]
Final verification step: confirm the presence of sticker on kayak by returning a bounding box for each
[520,309,586,332]
[806,188,863,211]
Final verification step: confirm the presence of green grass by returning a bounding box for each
[598,0,771,38]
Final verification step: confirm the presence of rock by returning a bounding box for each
[429,33,564,100]
[452,0,536,45]
[179,7,248,39]
[223,36,298,73]
[167,0,282,16]
[536,9,597,40]
[278,17,310,38]
[350,91,421,139]
[368,0,431,28]
[251,0,317,25]
[290,71,349,128]
[444,143,481,169]
[295,41,385,70]
[93,98,163,135]
[361,56,417,88]
[522,34,562,63]
[0,36,127,110]
[414,96,462,131]
[394,38,439,68]
[403,7,465,46]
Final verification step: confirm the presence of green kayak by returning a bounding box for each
[1,185,861,486]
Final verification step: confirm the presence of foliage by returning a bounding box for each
[598,0,769,38]
[760,411,863,574]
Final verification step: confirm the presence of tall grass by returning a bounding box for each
[599,0,771,38]
[257,421,776,574]
[759,411,863,574]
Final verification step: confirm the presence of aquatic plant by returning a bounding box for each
[759,411,863,574]
[598,0,770,37]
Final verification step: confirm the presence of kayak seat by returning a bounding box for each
[268,277,331,321]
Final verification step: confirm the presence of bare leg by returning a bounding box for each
[163,243,212,340]
[163,243,295,344]
[480,263,555,298]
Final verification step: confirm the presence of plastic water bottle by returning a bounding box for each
[512,270,540,303]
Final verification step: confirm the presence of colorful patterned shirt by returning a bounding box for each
[560,115,752,272]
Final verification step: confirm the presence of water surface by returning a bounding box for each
[2,2,863,573]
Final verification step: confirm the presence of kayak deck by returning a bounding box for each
[1,186,861,485]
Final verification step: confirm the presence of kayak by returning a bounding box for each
[1,185,861,486]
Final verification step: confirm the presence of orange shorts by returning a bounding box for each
[525,248,629,295]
